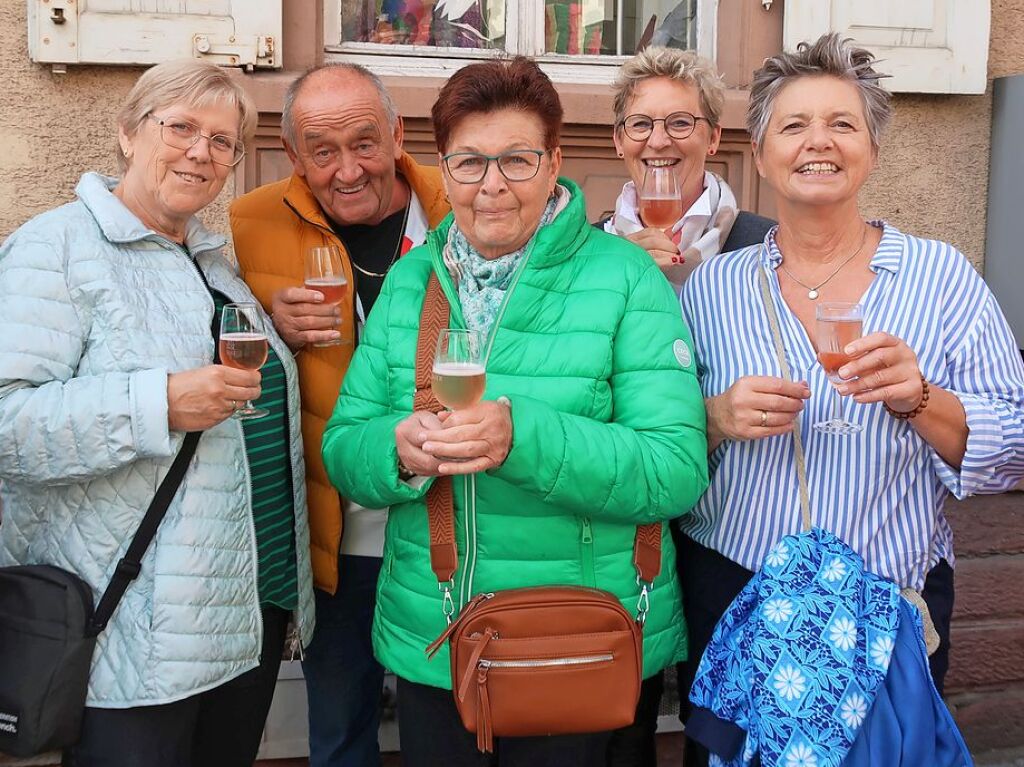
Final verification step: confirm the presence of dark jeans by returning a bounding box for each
[674,531,956,767]
[397,676,613,767]
[63,606,288,767]
[301,553,385,767]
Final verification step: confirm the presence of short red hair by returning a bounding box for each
[431,57,563,154]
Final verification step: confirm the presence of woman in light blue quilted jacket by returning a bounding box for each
[0,61,314,767]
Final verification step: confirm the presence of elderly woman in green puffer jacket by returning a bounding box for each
[321,57,708,766]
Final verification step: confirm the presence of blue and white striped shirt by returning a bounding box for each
[680,223,1024,589]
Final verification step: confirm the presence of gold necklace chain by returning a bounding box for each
[777,224,868,300]
[347,202,411,279]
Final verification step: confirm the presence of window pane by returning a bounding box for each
[543,0,695,55]
[339,0,505,48]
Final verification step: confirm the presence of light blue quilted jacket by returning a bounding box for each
[0,173,315,708]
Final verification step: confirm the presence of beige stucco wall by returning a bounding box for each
[0,0,233,243]
[1,0,1023,265]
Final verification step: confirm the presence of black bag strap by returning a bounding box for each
[88,260,222,636]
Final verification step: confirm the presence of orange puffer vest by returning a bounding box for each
[230,153,449,593]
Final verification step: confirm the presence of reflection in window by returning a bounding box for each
[544,0,695,55]
[340,0,505,48]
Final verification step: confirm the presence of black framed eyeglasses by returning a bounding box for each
[148,114,246,167]
[442,149,548,184]
[618,111,712,141]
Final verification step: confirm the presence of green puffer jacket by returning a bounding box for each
[322,179,708,689]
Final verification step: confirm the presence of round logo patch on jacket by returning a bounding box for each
[673,339,692,368]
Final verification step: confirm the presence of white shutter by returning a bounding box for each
[783,0,989,94]
[27,0,282,70]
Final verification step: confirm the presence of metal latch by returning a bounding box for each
[192,34,277,69]
[51,6,66,23]
[762,0,773,9]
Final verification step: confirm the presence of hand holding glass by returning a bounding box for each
[432,329,486,410]
[638,166,683,230]
[219,303,269,420]
[814,302,864,435]
[304,246,348,347]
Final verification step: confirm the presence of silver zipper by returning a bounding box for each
[479,653,614,669]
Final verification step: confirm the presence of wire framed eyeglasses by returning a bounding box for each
[617,112,712,142]
[148,114,246,167]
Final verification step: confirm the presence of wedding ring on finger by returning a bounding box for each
[760,409,769,427]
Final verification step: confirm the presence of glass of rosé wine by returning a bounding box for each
[432,329,486,411]
[814,301,864,435]
[638,165,683,230]
[219,302,269,420]
[304,245,349,347]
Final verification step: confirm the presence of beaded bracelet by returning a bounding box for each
[884,376,930,420]
[397,456,416,481]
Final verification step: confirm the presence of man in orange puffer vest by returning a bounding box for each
[229,63,449,767]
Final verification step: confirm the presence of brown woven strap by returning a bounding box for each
[416,274,458,584]
[415,274,661,587]
[633,523,662,583]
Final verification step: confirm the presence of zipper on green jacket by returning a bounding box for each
[427,231,536,608]
[579,517,596,588]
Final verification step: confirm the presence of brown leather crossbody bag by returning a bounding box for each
[414,274,660,752]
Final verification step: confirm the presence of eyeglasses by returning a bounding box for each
[618,111,712,142]
[148,114,246,167]
[442,149,548,184]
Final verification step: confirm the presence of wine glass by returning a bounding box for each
[814,301,864,435]
[304,245,349,348]
[432,329,486,410]
[638,166,683,230]
[219,303,269,420]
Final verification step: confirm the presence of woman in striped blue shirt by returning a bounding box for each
[677,33,1024,767]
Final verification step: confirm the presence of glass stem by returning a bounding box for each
[832,384,845,424]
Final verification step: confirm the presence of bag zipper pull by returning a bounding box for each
[457,628,496,702]
[477,661,494,753]
[425,592,494,659]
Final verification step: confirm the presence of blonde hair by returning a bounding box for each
[116,60,256,172]
[612,47,725,127]
[748,33,892,154]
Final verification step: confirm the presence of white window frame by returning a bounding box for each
[322,0,718,82]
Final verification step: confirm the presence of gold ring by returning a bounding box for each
[760,410,768,427]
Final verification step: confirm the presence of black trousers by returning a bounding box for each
[63,606,289,767]
[397,676,613,767]
[607,532,955,767]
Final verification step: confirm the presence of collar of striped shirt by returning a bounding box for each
[680,221,1024,589]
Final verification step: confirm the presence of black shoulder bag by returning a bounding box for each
[0,431,201,756]
[0,265,224,757]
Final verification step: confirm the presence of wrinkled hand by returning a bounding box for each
[271,287,342,351]
[707,376,810,446]
[835,332,924,413]
[167,365,261,431]
[625,228,681,272]
[395,410,446,477]
[420,400,513,475]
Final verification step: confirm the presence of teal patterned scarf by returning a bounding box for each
[443,187,565,341]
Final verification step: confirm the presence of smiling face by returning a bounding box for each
[285,69,405,227]
[118,100,237,232]
[613,76,721,211]
[754,75,877,210]
[440,108,562,260]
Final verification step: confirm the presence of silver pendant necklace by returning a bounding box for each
[777,224,868,300]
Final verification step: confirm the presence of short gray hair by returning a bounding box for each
[748,32,892,154]
[612,47,725,127]
[281,63,398,149]
[116,60,256,173]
